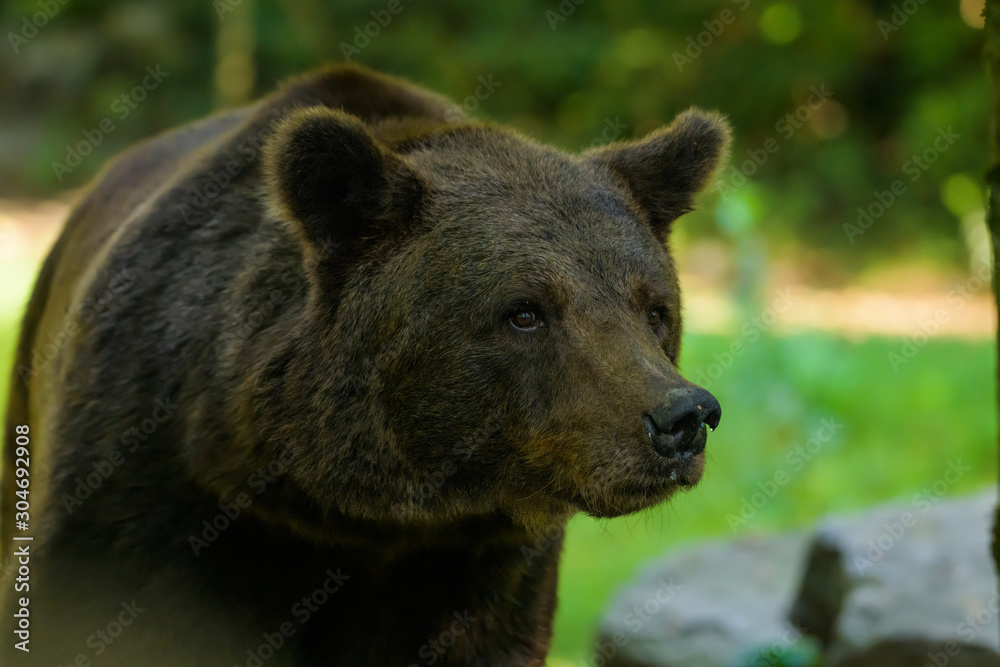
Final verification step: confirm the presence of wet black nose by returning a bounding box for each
[644,387,722,458]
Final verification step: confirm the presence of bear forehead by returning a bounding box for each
[401,127,661,247]
[383,177,674,313]
[369,125,683,311]
[404,126,621,202]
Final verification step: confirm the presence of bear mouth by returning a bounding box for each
[571,451,705,518]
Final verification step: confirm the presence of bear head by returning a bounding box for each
[260,106,730,529]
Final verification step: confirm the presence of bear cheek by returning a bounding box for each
[515,410,623,500]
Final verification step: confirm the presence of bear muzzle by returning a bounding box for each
[643,386,722,460]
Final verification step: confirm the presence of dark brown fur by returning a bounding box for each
[1,65,729,666]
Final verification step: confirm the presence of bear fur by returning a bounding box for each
[1,65,729,666]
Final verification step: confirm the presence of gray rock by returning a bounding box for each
[595,532,821,667]
[789,486,999,667]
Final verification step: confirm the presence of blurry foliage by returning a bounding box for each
[0,0,989,269]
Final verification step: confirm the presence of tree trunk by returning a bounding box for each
[214,0,256,109]
[983,0,1000,599]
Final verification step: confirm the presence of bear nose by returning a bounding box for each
[644,387,721,458]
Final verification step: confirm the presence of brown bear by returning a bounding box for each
[1,65,728,666]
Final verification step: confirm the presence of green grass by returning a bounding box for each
[0,289,994,667]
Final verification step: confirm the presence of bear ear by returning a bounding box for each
[586,108,731,236]
[263,107,423,258]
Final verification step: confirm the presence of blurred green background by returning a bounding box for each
[0,1,996,665]
[0,0,993,269]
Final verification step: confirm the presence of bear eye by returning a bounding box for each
[510,309,543,331]
[648,307,664,328]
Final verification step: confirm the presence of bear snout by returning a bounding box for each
[643,387,722,459]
